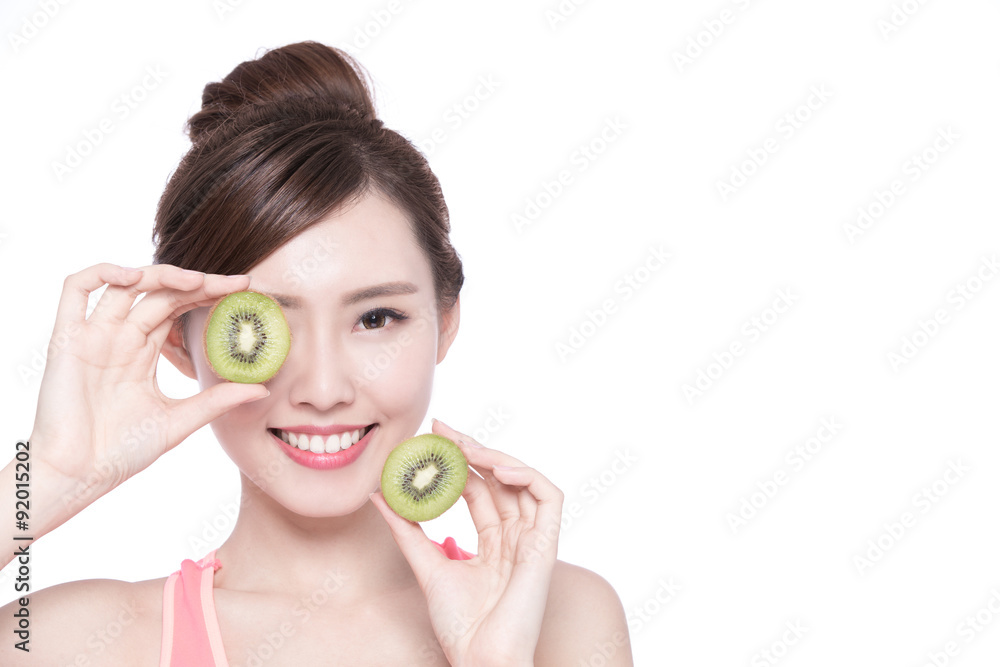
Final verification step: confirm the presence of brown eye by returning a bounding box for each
[361,311,387,329]
[357,308,407,331]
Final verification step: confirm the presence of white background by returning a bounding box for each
[2,0,1000,665]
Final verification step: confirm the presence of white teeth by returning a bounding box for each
[278,426,372,454]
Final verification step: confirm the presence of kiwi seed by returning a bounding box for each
[204,290,291,383]
[380,434,468,522]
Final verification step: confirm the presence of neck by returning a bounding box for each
[213,473,416,601]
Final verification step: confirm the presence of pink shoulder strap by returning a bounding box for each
[160,550,228,667]
[160,539,473,666]
[436,536,476,560]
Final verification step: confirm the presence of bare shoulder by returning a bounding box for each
[0,575,167,666]
[535,560,634,666]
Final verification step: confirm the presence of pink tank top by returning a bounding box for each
[159,538,474,666]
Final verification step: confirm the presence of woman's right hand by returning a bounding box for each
[29,263,269,511]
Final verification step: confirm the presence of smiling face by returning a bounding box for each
[175,191,459,517]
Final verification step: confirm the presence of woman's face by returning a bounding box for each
[180,192,458,517]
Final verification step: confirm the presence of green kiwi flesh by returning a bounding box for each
[204,291,291,383]
[381,434,468,522]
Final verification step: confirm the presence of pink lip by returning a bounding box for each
[276,424,371,436]
[271,425,376,470]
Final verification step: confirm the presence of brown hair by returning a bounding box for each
[152,41,463,316]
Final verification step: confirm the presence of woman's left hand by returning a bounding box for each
[370,418,563,667]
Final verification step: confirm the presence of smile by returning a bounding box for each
[270,425,375,454]
[269,425,377,470]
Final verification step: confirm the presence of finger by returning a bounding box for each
[146,290,226,351]
[461,469,502,561]
[432,418,528,468]
[54,263,142,331]
[164,382,270,448]
[491,466,564,551]
[147,317,178,352]
[516,487,538,526]
[499,552,557,640]
[126,274,252,335]
[497,473,563,606]
[454,442,528,524]
[370,491,447,584]
[432,419,524,521]
[463,468,501,532]
[90,265,209,324]
[464,450,522,523]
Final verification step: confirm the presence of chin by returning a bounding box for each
[283,492,375,519]
[259,465,380,517]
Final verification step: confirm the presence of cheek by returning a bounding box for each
[359,325,438,412]
[208,396,271,467]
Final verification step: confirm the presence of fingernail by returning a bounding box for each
[493,465,513,471]
[240,389,269,403]
[121,266,140,272]
[434,418,452,430]
[459,438,483,449]
[227,274,249,279]
[181,268,204,276]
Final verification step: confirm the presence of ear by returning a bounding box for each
[161,319,199,380]
[435,295,460,364]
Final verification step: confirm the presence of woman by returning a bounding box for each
[1,41,631,665]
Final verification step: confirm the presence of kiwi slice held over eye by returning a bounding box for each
[204,291,291,383]
[381,434,468,522]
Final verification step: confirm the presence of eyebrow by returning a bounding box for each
[266,281,419,309]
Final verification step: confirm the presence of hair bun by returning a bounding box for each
[187,41,377,146]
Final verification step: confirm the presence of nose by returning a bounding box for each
[281,325,357,412]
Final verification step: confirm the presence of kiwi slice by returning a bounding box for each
[204,291,291,383]
[381,434,468,522]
